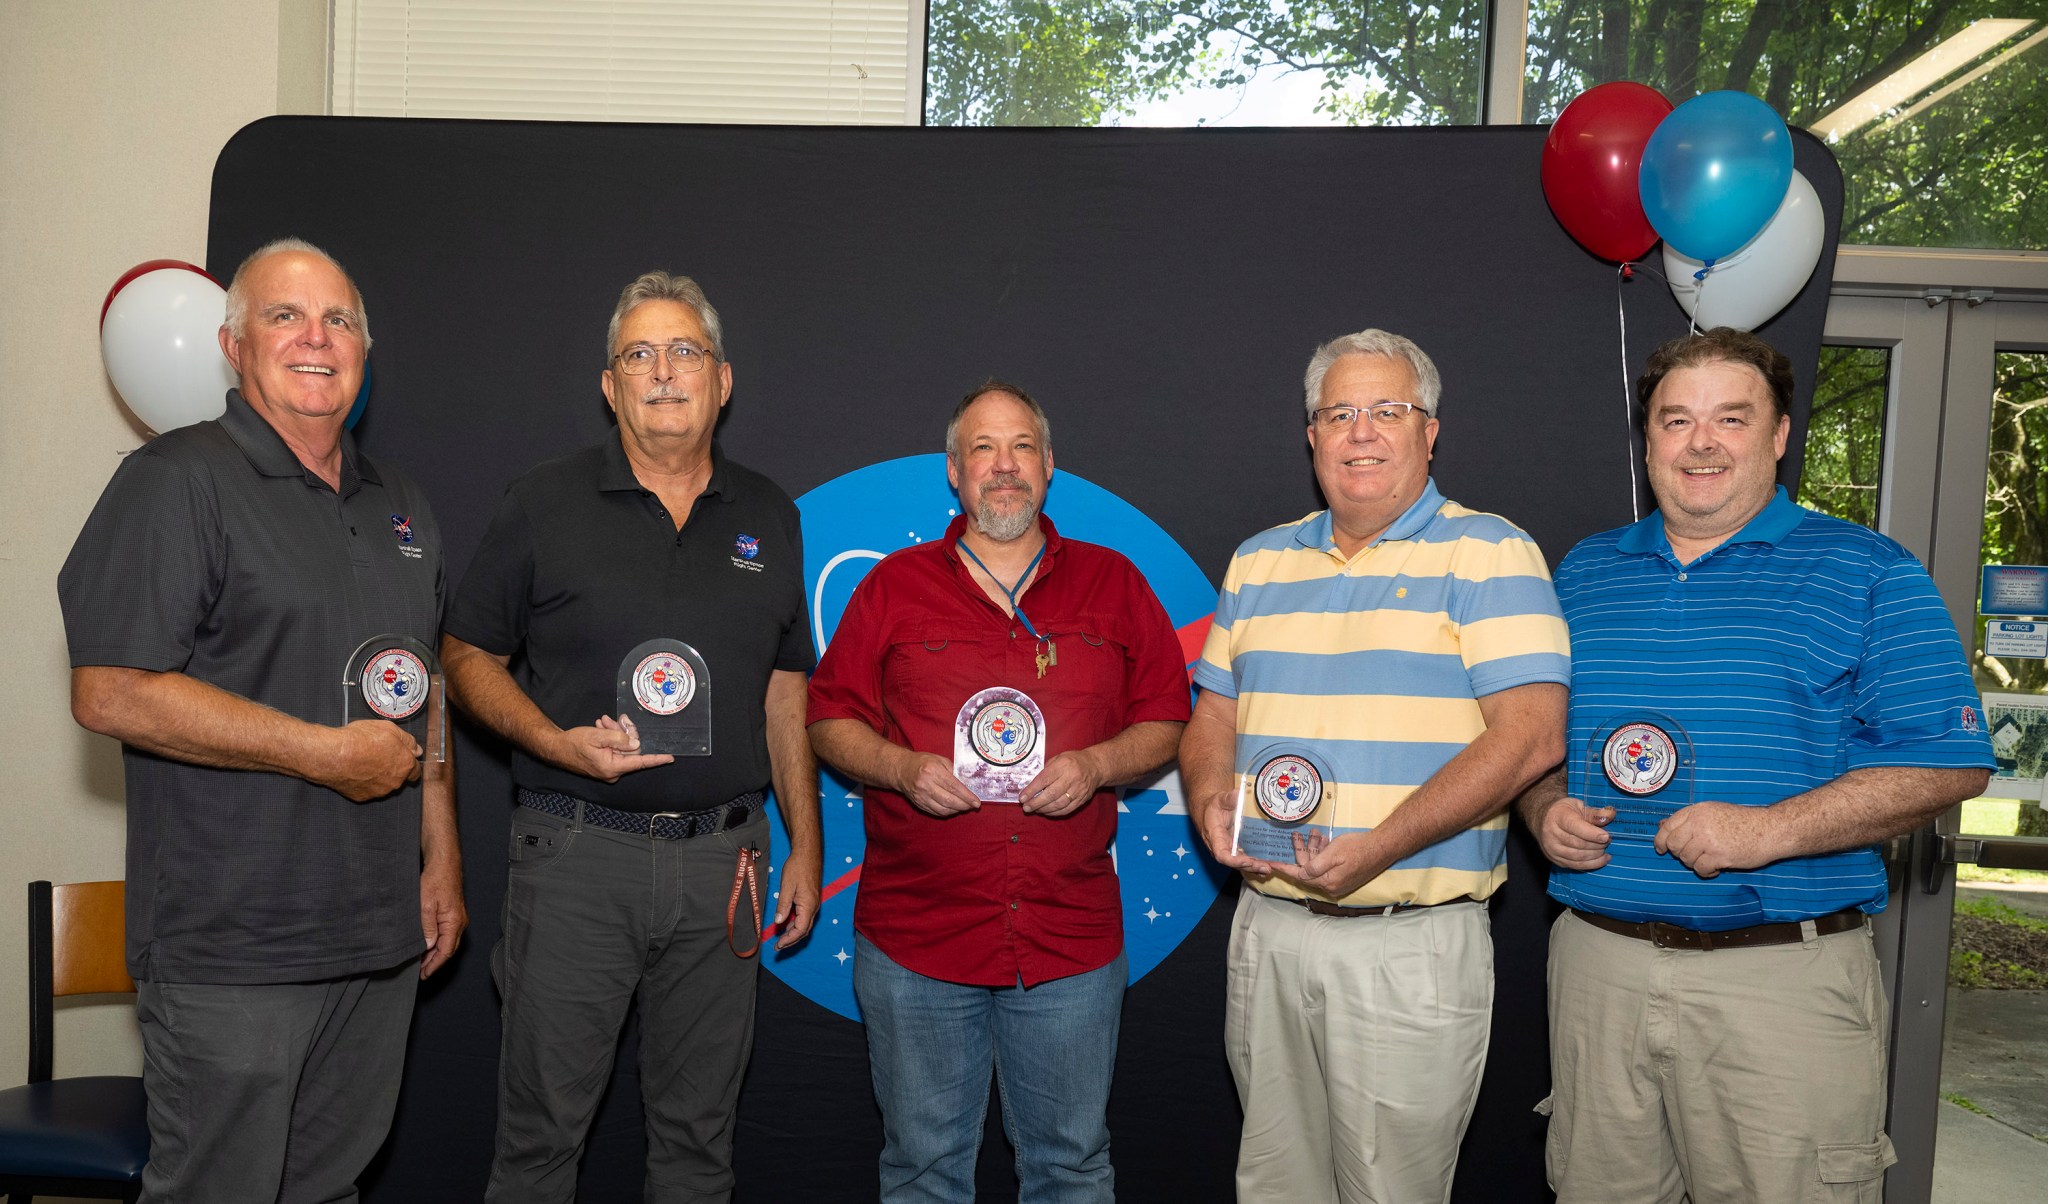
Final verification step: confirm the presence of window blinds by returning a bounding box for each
[332,0,921,125]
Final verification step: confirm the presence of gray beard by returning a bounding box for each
[975,497,1039,543]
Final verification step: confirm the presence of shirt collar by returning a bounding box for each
[943,512,1064,568]
[1618,485,1805,556]
[1295,476,1446,554]
[599,435,730,500]
[218,388,373,493]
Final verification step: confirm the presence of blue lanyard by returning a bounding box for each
[957,538,1047,641]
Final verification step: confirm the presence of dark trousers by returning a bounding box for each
[133,961,419,1204]
[486,803,769,1204]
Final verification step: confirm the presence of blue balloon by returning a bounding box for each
[1638,90,1793,262]
[345,357,371,430]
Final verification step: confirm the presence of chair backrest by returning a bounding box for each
[27,880,132,1084]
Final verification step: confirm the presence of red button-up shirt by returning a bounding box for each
[808,515,1191,987]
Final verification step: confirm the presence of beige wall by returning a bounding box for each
[0,0,325,1091]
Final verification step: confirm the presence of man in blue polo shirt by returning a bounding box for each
[1520,328,1993,1203]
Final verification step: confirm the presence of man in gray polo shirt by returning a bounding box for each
[442,270,821,1203]
[59,239,462,1203]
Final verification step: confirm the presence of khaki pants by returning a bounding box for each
[1541,909,1897,1204]
[1225,888,1493,1204]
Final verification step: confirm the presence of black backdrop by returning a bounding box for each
[208,118,1841,1201]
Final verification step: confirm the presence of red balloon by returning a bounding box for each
[100,258,219,326]
[1542,81,1674,262]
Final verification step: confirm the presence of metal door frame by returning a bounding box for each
[1826,246,2048,1203]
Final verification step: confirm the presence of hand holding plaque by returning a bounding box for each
[954,687,1045,803]
[343,635,444,763]
[1584,712,1696,840]
[1232,745,1339,863]
[618,639,713,756]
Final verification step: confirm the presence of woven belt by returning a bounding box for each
[1570,907,1866,951]
[1281,893,1480,918]
[518,787,764,840]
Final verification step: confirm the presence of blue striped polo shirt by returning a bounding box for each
[1549,487,1994,929]
[1196,478,1571,906]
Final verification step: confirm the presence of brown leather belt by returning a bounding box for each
[1570,907,1866,951]
[1285,893,1480,918]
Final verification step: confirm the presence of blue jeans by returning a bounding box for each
[853,934,1126,1204]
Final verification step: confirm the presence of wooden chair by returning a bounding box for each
[0,881,146,1203]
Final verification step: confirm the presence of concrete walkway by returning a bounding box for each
[1931,883,2048,1199]
[1942,988,2048,1141]
[1931,1099,2048,1201]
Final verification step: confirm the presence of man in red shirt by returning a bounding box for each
[808,381,1191,1202]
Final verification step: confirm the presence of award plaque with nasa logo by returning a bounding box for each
[616,638,713,756]
[954,686,1046,803]
[343,634,445,763]
[1585,712,1697,839]
[1232,744,1342,863]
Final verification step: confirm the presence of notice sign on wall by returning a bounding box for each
[1987,621,2048,660]
[1981,565,2048,617]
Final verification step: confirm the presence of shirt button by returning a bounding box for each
[1010,834,1020,843]
[1677,572,1688,582]
[1010,901,1020,911]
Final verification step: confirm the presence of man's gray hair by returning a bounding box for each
[1302,329,1442,420]
[222,237,371,348]
[606,271,724,361]
[944,380,1052,460]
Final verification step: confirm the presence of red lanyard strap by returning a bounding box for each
[727,847,763,959]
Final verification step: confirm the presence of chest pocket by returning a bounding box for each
[883,630,998,726]
[1035,627,1128,716]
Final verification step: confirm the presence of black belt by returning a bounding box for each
[1571,907,1866,951]
[1276,892,1481,918]
[517,787,763,840]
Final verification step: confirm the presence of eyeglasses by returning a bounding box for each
[1310,402,1425,429]
[613,341,715,375]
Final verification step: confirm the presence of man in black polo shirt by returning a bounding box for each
[442,270,821,1204]
[60,239,463,1203]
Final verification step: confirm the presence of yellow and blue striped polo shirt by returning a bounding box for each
[1195,479,1571,906]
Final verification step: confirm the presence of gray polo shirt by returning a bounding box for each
[59,390,443,984]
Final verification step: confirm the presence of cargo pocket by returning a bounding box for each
[1817,1134,1896,1202]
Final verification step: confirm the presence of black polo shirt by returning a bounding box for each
[445,438,813,812]
[58,390,443,985]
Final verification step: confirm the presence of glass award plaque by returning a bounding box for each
[954,687,1045,804]
[1232,744,1340,862]
[617,639,712,756]
[1585,712,1696,840]
[342,634,444,763]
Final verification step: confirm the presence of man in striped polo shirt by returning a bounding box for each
[1182,329,1571,1203]
[1520,328,1994,1203]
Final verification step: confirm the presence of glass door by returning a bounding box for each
[1824,282,2048,1203]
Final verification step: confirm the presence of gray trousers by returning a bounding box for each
[486,803,769,1204]
[133,961,420,1204]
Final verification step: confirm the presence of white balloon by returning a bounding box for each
[1662,169,1826,332]
[100,267,235,433]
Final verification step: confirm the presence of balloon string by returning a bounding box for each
[1688,258,1716,337]
[1616,262,1642,521]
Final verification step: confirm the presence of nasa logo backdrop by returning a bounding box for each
[762,454,1232,1018]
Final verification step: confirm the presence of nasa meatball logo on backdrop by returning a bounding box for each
[762,454,1230,1020]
